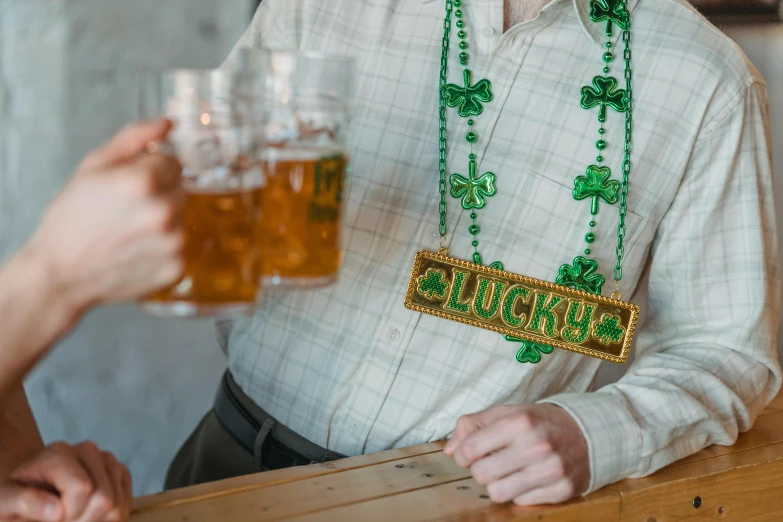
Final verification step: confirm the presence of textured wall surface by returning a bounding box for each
[1,0,782,496]
[0,0,250,495]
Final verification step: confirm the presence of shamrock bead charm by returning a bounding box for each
[444,69,494,118]
[573,165,621,215]
[580,76,628,122]
[450,158,497,209]
[556,256,606,294]
[589,0,629,34]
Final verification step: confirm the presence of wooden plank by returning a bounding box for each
[616,448,783,521]
[132,442,445,514]
[283,478,621,522]
[132,448,473,522]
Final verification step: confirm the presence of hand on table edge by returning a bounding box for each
[444,403,590,506]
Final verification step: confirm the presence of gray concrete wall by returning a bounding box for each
[1,0,782,496]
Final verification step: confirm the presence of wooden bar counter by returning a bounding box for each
[132,393,783,521]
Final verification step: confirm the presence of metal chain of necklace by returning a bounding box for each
[437,0,634,364]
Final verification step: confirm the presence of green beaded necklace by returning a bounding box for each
[436,0,634,364]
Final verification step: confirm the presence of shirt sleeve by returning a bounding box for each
[540,81,782,494]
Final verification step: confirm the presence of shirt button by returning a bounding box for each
[432,231,439,240]
[390,328,401,341]
[483,26,496,38]
[349,424,358,435]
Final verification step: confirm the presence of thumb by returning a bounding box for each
[444,406,516,455]
[0,482,63,522]
[87,119,173,169]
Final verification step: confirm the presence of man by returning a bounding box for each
[171,0,778,505]
[0,120,185,521]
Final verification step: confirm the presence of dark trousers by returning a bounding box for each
[165,373,345,490]
[165,410,259,489]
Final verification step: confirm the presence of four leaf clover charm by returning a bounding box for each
[450,158,497,209]
[589,0,629,34]
[556,256,606,294]
[416,269,450,300]
[581,76,628,123]
[444,69,494,118]
[573,165,621,215]
[592,313,626,345]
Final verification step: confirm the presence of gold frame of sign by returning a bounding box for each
[404,250,639,363]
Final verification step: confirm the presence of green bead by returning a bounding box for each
[596,155,604,162]
[472,240,479,247]
[470,212,477,219]
[603,52,614,63]
[466,131,477,143]
[598,128,605,134]
[590,220,596,227]
[606,42,612,48]
[469,224,480,235]
[584,249,591,255]
[596,140,607,150]
[456,20,465,28]
[585,232,596,243]
[459,41,468,50]
[603,66,610,74]
[455,9,463,17]
[467,119,474,126]
[459,52,468,66]
[458,30,467,39]
[469,153,476,160]
[454,0,461,5]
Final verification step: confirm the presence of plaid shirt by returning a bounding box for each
[220,0,781,493]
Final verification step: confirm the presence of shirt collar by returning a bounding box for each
[422,0,640,50]
[573,0,640,49]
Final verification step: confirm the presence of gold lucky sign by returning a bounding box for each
[405,250,639,363]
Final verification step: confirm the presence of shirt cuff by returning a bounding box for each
[538,391,642,494]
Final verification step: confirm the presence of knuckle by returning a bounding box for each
[486,483,509,504]
[77,440,100,455]
[16,490,39,514]
[460,440,479,462]
[511,413,534,432]
[455,415,472,432]
[547,455,566,478]
[470,464,491,485]
[71,477,95,499]
[535,438,554,455]
[92,491,115,512]
[150,202,177,231]
[556,479,576,500]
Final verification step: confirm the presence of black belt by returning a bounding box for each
[213,372,345,471]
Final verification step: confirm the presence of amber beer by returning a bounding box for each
[144,186,264,316]
[261,150,347,287]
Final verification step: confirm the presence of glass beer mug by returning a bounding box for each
[140,69,265,317]
[237,50,355,289]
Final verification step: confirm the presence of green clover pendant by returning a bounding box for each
[573,165,620,215]
[444,69,493,118]
[450,158,497,209]
[580,76,628,122]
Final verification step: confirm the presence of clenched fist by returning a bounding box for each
[27,119,185,313]
[444,403,590,506]
[0,441,131,522]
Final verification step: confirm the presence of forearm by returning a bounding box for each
[0,243,81,400]
[0,384,44,478]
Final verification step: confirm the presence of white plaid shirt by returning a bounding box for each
[220,0,781,493]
